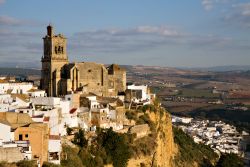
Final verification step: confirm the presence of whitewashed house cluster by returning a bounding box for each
[173,118,244,155]
[0,78,158,165]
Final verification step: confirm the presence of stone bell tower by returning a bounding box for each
[40,25,69,97]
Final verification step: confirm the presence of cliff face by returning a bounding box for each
[128,109,177,167]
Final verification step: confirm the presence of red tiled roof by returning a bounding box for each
[49,135,60,140]
[69,108,77,114]
[43,117,50,122]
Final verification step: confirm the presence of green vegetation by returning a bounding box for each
[62,104,159,167]
[16,160,37,167]
[61,145,83,167]
[150,86,163,94]
[246,144,250,152]
[61,128,134,167]
[72,128,88,147]
[173,127,245,167]
[0,161,16,167]
[96,128,132,167]
[0,160,61,167]
[173,127,218,167]
[188,108,250,132]
[141,104,156,112]
[125,110,137,121]
[177,88,220,98]
[131,135,156,156]
[66,126,73,135]
[42,162,61,167]
[216,153,244,167]
[136,113,156,132]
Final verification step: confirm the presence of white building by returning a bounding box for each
[0,81,33,95]
[0,121,12,142]
[27,89,46,97]
[126,84,150,103]
[172,116,193,124]
[48,135,61,164]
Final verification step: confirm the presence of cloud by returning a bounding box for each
[0,0,5,5]
[68,25,234,57]
[202,0,214,11]
[0,16,21,26]
[201,0,232,11]
[0,15,42,27]
[135,26,181,36]
[69,26,184,54]
[0,28,42,67]
[0,25,247,68]
[222,3,250,28]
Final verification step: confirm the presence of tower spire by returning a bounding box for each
[47,24,53,37]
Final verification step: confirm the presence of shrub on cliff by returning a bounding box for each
[173,127,218,166]
[142,104,156,112]
[136,113,156,132]
[125,110,138,121]
[96,128,133,167]
[72,128,88,148]
[16,160,37,167]
[42,162,61,167]
[61,145,83,167]
[216,153,244,167]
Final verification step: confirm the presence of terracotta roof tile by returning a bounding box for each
[49,135,60,140]
[69,108,77,114]
[43,117,50,122]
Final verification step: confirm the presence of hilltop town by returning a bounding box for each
[0,26,156,166]
[0,26,249,167]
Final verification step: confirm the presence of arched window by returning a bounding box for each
[55,46,57,54]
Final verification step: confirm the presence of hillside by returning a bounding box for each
[126,105,218,167]
[0,104,226,167]
[0,68,40,77]
[127,106,176,167]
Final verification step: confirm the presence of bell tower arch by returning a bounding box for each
[41,25,69,97]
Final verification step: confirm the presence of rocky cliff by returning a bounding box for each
[127,108,177,167]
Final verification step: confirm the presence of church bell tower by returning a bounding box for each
[40,25,69,97]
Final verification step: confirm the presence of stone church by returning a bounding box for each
[40,25,126,97]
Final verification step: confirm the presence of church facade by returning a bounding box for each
[40,25,126,97]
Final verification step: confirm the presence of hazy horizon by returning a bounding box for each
[0,0,250,67]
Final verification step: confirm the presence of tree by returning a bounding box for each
[72,128,88,148]
[66,126,73,135]
[16,160,37,167]
[60,145,83,167]
[97,128,132,167]
[216,154,244,167]
[42,162,61,167]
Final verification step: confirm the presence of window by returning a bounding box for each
[55,46,57,54]
[25,134,28,138]
[19,134,23,140]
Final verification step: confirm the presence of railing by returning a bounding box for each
[14,140,30,147]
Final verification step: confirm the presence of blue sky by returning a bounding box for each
[0,0,250,68]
